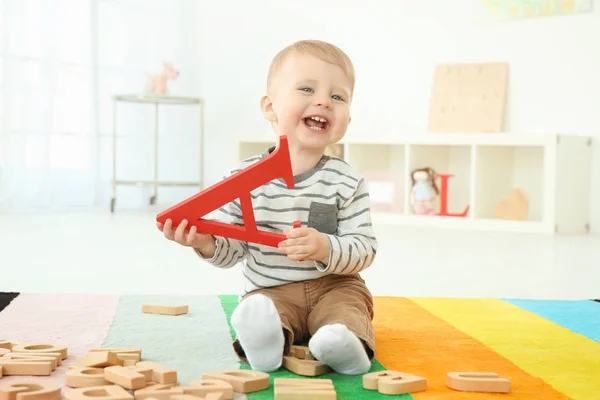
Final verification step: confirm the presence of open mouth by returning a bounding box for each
[303,115,329,132]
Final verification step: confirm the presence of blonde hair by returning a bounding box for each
[267,40,355,97]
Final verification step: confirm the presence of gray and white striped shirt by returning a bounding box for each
[196,146,378,296]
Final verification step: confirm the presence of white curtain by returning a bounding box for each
[0,0,202,213]
[0,0,97,211]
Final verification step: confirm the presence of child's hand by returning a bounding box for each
[278,227,330,264]
[157,218,215,253]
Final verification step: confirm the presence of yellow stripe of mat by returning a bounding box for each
[410,298,600,400]
[373,297,569,399]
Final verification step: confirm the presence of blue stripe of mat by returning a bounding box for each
[505,299,600,343]
[101,295,241,385]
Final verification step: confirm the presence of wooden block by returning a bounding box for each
[363,370,427,395]
[446,372,511,393]
[104,366,146,390]
[282,357,330,377]
[0,381,61,400]
[64,385,133,400]
[8,353,61,367]
[76,352,120,368]
[134,383,183,400]
[10,344,67,360]
[135,362,177,385]
[1,355,58,370]
[274,378,336,400]
[141,305,188,316]
[0,360,53,376]
[201,370,269,394]
[65,367,111,388]
[187,379,234,400]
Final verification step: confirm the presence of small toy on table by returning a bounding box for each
[410,167,439,215]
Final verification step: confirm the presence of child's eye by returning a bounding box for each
[299,87,313,93]
[332,94,345,101]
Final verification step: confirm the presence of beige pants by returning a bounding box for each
[232,274,375,362]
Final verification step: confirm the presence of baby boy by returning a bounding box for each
[158,39,378,375]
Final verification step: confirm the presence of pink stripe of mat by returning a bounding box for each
[0,293,119,389]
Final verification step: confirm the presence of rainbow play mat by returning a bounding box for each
[0,293,598,399]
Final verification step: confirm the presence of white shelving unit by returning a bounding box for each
[238,133,592,235]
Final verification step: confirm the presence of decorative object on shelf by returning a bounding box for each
[363,171,404,213]
[144,61,179,95]
[436,174,470,218]
[428,62,508,133]
[495,189,529,220]
[410,167,438,215]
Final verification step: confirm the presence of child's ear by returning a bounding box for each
[260,95,277,122]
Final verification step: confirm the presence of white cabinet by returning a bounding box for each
[238,133,592,235]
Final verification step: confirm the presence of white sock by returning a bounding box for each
[308,323,371,375]
[231,294,285,372]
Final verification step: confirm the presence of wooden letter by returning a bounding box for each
[274,378,336,400]
[135,362,177,385]
[201,370,269,394]
[134,384,182,400]
[172,395,222,400]
[447,372,511,393]
[363,370,427,395]
[0,360,53,376]
[0,381,61,400]
[10,344,67,360]
[104,366,146,390]
[7,352,61,366]
[76,352,120,368]
[2,354,58,370]
[187,379,233,400]
[65,367,111,388]
[64,385,133,400]
[141,305,188,316]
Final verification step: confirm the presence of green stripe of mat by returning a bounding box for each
[102,295,241,385]
[218,295,408,399]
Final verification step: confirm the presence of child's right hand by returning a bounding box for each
[157,218,215,251]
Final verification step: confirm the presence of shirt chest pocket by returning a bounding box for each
[308,202,338,235]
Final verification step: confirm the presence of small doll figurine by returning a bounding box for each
[410,167,439,215]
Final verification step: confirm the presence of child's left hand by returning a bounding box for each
[278,227,330,264]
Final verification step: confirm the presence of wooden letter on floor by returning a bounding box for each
[363,370,427,395]
[282,346,330,377]
[274,378,336,400]
[201,370,269,393]
[447,372,511,393]
[0,381,61,400]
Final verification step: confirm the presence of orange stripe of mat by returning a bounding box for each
[372,297,568,399]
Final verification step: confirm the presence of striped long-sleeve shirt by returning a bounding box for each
[195,145,378,296]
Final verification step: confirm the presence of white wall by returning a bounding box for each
[192,0,600,232]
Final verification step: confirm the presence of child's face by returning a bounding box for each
[262,53,352,152]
